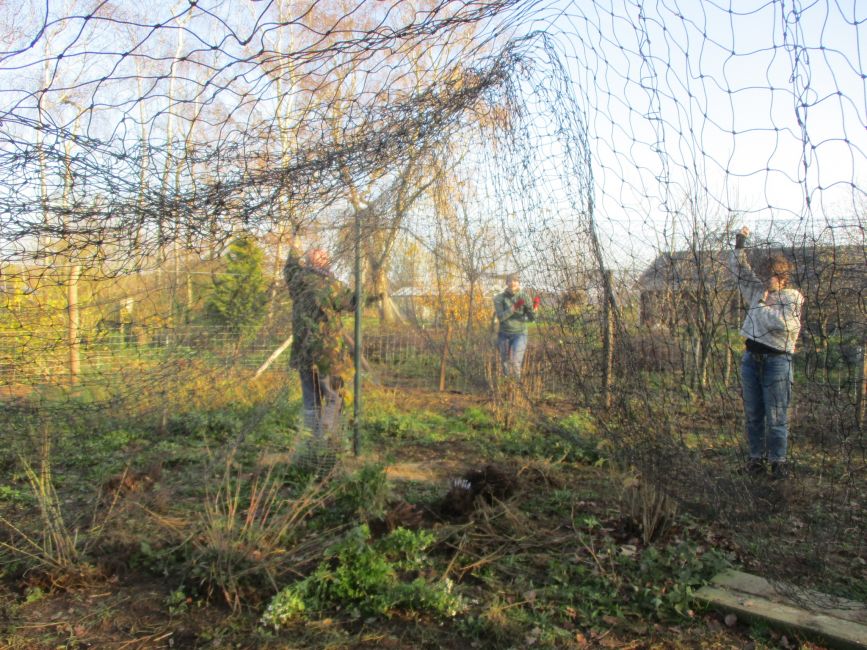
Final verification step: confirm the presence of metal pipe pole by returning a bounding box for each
[353,208,362,456]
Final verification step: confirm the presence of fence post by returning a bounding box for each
[858,339,866,431]
[602,270,614,410]
[439,323,452,392]
[353,209,363,457]
[68,263,81,385]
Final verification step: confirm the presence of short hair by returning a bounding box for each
[505,273,520,283]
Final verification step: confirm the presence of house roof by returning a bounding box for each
[636,249,733,292]
[637,244,866,293]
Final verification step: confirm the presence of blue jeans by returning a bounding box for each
[497,332,528,379]
[740,351,793,462]
[299,367,343,440]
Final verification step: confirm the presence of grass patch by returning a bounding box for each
[2,379,856,649]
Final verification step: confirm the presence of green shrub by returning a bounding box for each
[261,525,461,629]
[545,537,728,624]
[498,427,603,464]
[362,411,463,443]
[461,406,495,429]
[166,410,243,439]
[333,464,391,520]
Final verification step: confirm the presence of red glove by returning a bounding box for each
[533,296,541,309]
[514,298,525,309]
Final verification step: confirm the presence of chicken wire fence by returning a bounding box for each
[0,0,865,599]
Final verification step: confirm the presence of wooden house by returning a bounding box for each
[636,244,866,338]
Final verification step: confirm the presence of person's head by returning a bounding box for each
[505,273,520,293]
[759,253,793,290]
[306,248,329,270]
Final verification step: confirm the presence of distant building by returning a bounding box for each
[391,286,435,324]
[636,244,866,338]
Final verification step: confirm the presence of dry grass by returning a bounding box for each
[619,472,678,545]
[183,455,343,610]
[0,429,123,584]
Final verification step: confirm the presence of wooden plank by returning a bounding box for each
[710,569,867,626]
[696,585,867,650]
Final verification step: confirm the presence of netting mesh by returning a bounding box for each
[1,0,865,599]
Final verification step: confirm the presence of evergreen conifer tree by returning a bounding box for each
[205,235,269,342]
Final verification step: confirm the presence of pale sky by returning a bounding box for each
[493,0,867,273]
[1,0,864,279]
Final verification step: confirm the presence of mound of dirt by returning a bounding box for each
[439,464,517,520]
[369,499,426,537]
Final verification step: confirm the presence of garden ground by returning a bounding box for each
[0,379,854,649]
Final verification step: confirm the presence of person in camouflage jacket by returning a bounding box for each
[284,246,355,440]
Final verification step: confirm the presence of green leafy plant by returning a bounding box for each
[543,535,728,625]
[461,406,495,429]
[261,524,461,629]
[0,484,34,507]
[333,464,391,520]
[23,585,46,605]
[363,411,457,443]
[166,587,192,616]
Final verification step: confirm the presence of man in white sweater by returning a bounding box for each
[729,226,804,479]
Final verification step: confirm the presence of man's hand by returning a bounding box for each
[735,225,750,249]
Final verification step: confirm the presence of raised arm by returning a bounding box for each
[728,226,765,306]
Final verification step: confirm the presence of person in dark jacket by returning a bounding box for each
[493,274,538,379]
[284,245,355,440]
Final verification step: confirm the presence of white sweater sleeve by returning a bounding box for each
[728,248,764,306]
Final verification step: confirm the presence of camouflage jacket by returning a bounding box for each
[284,251,355,378]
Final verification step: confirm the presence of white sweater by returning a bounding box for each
[729,249,804,354]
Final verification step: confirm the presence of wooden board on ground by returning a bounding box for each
[696,569,867,649]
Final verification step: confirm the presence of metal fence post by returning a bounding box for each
[602,270,614,410]
[858,340,866,431]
